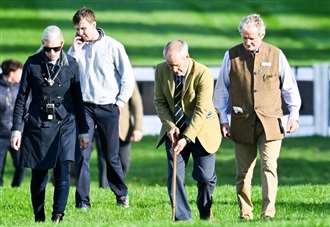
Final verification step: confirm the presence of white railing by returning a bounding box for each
[134,64,330,137]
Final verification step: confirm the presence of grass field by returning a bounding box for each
[0,136,329,226]
[0,1,330,226]
[0,0,330,66]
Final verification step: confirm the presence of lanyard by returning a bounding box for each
[45,63,62,86]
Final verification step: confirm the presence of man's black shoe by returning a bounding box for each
[35,216,45,223]
[76,202,91,209]
[200,209,212,220]
[116,195,129,208]
[34,211,45,222]
[51,213,64,224]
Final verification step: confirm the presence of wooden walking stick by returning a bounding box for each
[171,142,177,221]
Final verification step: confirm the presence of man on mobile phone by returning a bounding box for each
[68,7,135,209]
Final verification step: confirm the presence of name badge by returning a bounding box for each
[261,62,272,67]
[206,111,213,119]
[233,106,243,114]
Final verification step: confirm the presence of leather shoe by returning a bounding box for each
[200,209,212,220]
[116,195,129,208]
[51,213,64,224]
[76,202,91,209]
[35,215,45,223]
[261,215,274,220]
[240,213,254,220]
[34,211,45,222]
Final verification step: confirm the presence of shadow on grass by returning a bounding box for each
[1,0,330,66]
[277,201,330,215]
[1,43,330,65]
[2,16,329,41]
[1,0,329,16]
[122,137,330,186]
[125,157,330,186]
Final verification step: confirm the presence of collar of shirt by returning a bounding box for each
[85,27,105,44]
[48,60,56,65]
[175,74,185,84]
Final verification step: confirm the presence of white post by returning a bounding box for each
[313,64,329,136]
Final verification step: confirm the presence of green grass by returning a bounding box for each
[1,136,330,226]
[0,0,330,66]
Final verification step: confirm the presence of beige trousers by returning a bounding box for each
[235,121,282,218]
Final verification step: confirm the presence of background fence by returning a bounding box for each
[134,64,330,137]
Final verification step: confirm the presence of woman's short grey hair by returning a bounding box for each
[163,40,189,59]
[41,25,64,43]
[238,14,266,37]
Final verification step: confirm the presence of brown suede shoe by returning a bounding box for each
[261,215,274,220]
[240,213,253,220]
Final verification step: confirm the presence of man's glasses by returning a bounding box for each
[43,46,62,52]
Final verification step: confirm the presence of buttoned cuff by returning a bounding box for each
[78,133,89,140]
[115,100,125,108]
[11,130,22,137]
[181,134,191,143]
[289,110,300,122]
[219,112,229,124]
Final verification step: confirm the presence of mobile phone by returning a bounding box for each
[75,32,83,41]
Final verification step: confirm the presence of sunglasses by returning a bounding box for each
[43,46,62,52]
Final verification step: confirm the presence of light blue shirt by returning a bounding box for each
[68,31,135,107]
[213,49,301,124]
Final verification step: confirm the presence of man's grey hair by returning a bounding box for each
[238,14,266,37]
[163,40,189,59]
[41,25,64,43]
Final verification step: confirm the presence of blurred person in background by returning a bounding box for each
[97,83,143,188]
[10,25,89,223]
[0,59,25,187]
[213,14,301,220]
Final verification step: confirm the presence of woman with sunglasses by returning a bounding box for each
[10,25,89,223]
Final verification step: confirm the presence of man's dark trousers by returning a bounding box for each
[165,138,217,220]
[75,103,128,206]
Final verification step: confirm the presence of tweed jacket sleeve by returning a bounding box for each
[129,84,143,131]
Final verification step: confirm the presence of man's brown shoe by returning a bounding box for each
[240,213,253,221]
[261,215,274,220]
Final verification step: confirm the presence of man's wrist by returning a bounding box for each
[116,100,125,108]
[181,135,191,143]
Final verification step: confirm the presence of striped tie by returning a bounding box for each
[174,75,186,131]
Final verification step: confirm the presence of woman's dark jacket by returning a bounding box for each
[12,51,88,169]
[0,76,19,139]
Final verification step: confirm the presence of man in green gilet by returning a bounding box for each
[214,14,301,220]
